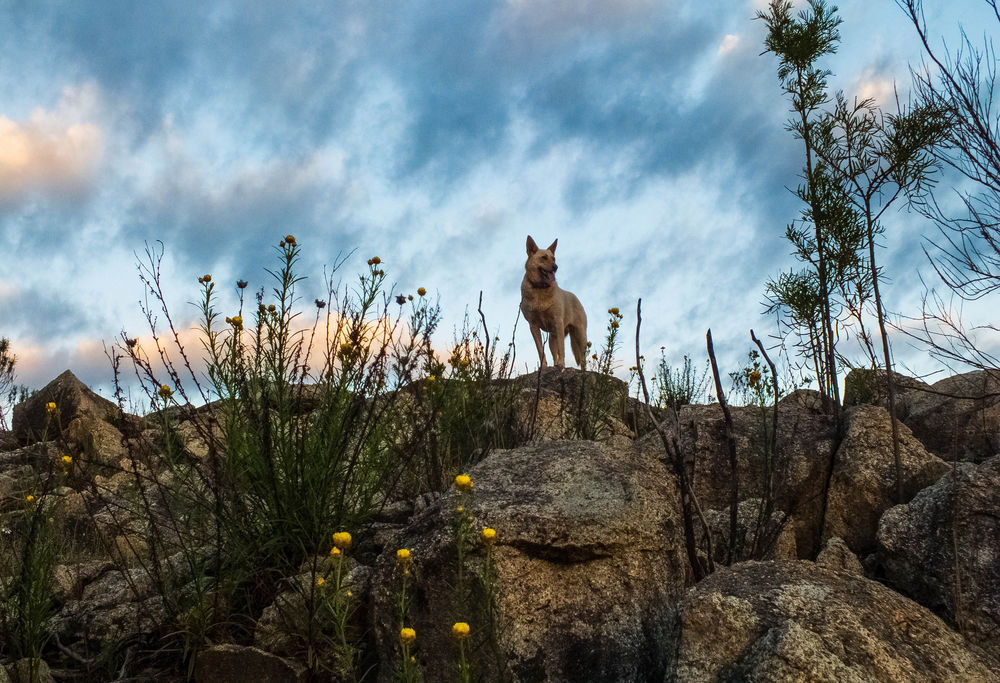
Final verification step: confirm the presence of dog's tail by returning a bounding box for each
[569,324,587,369]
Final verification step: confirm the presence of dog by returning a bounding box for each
[520,235,588,369]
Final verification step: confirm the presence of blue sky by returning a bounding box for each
[1,0,997,403]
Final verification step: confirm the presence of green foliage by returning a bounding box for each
[575,308,627,440]
[98,236,526,678]
[651,348,711,409]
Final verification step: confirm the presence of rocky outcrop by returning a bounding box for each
[369,440,689,682]
[823,404,950,555]
[634,399,837,558]
[876,455,1000,658]
[668,561,999,682]
[12,370,120,444]
[846,368,1000,463]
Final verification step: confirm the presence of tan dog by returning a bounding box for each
[520,235,588,369]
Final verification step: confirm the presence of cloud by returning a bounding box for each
[0,84,104,205]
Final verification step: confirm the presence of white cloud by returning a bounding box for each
[0,83,104,204]
[718,33,740,56]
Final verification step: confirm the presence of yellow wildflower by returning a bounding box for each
[330,546,341,556]
[452,622,470,640]
[268,304,276,312]
[608,307,620,316]
[284,235,296,246]
[332,531,352,550]
[61,455,72,465]
[400,627,416,645]
[417,287,426,297]
[396,548,411,565]
[202,274,211,283]
[45,402,57,414]
[427,375,436,382]
[481,527,497,545]
[26,495,34,503]
[231,315,243,328]
[159,385,173,399]
[340,342,353,356]
[316,576,325,587]
[748,370,762,387]
[455,474,473,492]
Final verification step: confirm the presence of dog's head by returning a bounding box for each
[525,235,558,288]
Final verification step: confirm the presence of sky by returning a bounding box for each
[1,0,998,409]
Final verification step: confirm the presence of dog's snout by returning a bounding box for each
[552,263,558,272]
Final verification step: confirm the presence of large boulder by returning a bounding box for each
[634,399,838,558]
[11,370,130,468]
[899,371,1000,463]
[876,455,1000,658]
[369,440,689,682]
[822,404,950,556]
[195,644,307,683]
[13,370,118,442]
[668,561,999,681]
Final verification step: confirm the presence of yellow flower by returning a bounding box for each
[45,402,57,414]
[400,627,416,645]
[427,375,436,382]
[340,342,353,356]
[456,506,464,513]
[396,548,411,565]
[332,531,352,550]
[231,315,243,328]
[459,359,470,367]
[369,256,381,265]
[748,370,762,387]
[608,307,620,316]
[455,474,473,492]
[330,546,341,556]
[26,495,34,503]
[417,287,426,297]
[61,455,72,465]
[159,385,173,399]
[284,234,296,246]
[202,274,212,283]
[452,622,470,640]
[481,527,497,545]
[268,304,277,312]
[316,576,325,587]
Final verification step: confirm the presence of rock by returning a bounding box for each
[876,455,1000,658]
[634,401,838,558]
[12,370,120,445]
[254,563,371,660]
[194,644,307,683]
[54,567,167,646]
[899,371,1000,463]
[511,369,638,442]
[697,498,798,564]
[843,368,932,409]
[668,561,999,682]
[51,560,115,604]
[815,536,863,575]
[65,415,126,467]
[823,404,950,556]
[370,440,689,682]
[6,658,54,683]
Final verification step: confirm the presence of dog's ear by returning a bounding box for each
[526,235,538,255]
[547,239,558,253]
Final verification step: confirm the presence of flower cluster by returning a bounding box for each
[45,402,57,414]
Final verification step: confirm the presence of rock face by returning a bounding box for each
[634,399,838,558]
[876,455,1000,659]
[846,368,1000,463]
[369,440,689,682]
[12,370,120,444]
[823,404,950,555]
[668,561,999,682]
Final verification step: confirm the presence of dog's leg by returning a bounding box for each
[530,324,548,368]
[548,317,565,368]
